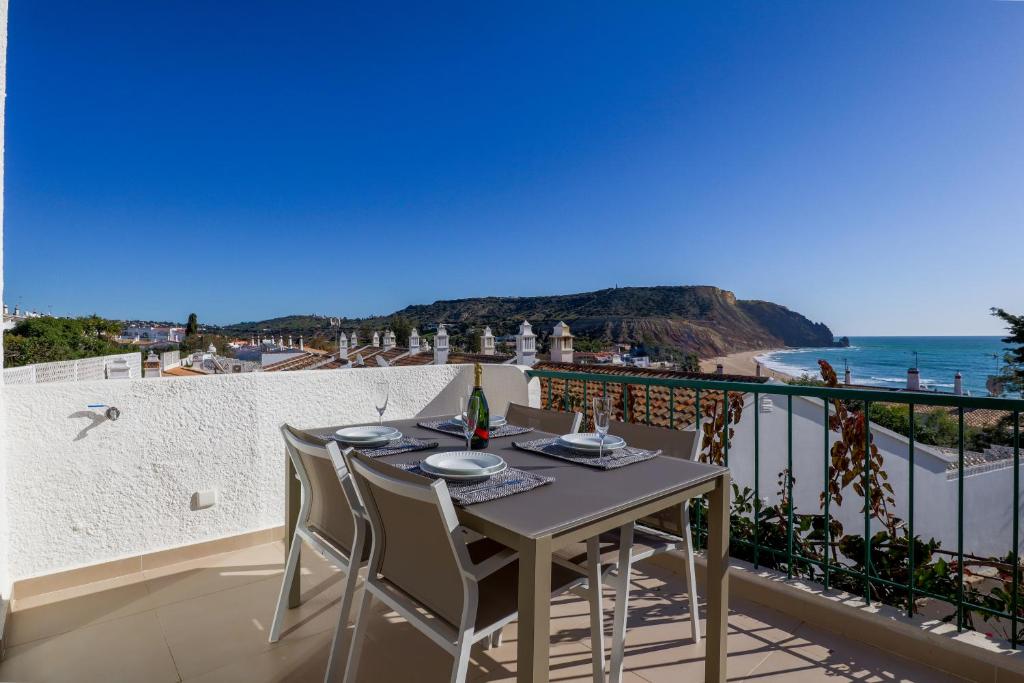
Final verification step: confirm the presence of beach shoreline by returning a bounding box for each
[699,348,796,381]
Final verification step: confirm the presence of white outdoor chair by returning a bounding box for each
[556,419,701,683]
[340,448,598,683]
[270,425,370,683]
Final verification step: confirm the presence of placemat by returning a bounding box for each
[330,436,438,459]
[417,419,534,439]
[395,462,554,505]
[512,437,660,470]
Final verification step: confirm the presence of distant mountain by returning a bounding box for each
[219,286,837,358]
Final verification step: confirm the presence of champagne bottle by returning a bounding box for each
[470,363,490,450]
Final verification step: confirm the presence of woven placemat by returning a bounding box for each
[512,437,660,470]
[396,462,554,505]
[330,436,438,459]
[417,419,534,439]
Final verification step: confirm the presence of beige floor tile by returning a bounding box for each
[144,541,303,608]
[8,575,155,647]
[156,571,346,680]
[182,631,332,683]
[746,622,966,682]
[0,610,179,683]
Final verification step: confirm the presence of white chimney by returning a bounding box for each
[383,329,396,352]
[907,367,921,391]
[434,324,450,365]
[844,368,852,385]
[515,320,537,367]
[409,328,420,355]
[338,332,349,360]
[288,335,293,348]
[143,351,162,378]
[372,331,380,348]
[716,363,724,375]
[350,331,358,348]
[481,326,495,356]
[299,336,304,351]
[954,371,963,396]
[550,321,574,364]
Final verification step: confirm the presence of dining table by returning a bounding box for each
[284,416,731,683]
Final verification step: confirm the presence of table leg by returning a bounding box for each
[517,535,552,683]
[705,472,730,683]
[285,453,302,608]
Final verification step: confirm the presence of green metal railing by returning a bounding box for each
[527,367,1024,646]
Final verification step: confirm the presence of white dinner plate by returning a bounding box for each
[421,451,507,480]
[556,433,626,453]
[450,414,507,429]
[335,425,401,444]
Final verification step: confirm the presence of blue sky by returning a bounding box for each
[4,1,1022,334]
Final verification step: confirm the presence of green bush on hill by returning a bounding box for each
[3,316,128,368]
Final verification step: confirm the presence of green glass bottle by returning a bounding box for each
[470,363,490,450]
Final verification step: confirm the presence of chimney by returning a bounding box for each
[350,330,358,348]
[550,321,574,364]
[481,326,495,356]
[409,328,420,355]
[907,367,921,391]
[143,351,162,378]
[337,332,349,360]
[434,324,450,365]
[715,363,724,375]
[844,367,852,385]
[372,331,380,348]
[383,329,396,352]
[299,336,304,351]
[515,320,537,367]
[954,371,963,396]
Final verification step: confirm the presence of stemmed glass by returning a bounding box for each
[462,395,481,451]
[373,380,390,426]
[592,396,612,458]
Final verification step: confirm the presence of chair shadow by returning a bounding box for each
[69,410,107,441]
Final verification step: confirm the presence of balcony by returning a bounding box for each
[0,363,1021,681]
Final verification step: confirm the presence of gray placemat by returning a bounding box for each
[417,419,534,439]
[330,436,439,459]
[512,437,660,470]
[396,462,554,505]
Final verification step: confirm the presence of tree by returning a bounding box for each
[3,316,128,367]
[992,307,1024,393]
[185,313,199,337]
[386,316,413,348]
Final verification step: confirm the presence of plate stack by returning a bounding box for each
[420,452,507,483]
[556,432,626,454]
[334,425,402,448]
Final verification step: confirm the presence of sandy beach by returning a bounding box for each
[699,348,796,381]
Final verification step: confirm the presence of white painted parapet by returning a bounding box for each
[1,364,532,581]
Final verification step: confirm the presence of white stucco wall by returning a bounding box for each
[0,0,10,600]
[725,391,1024,558]
[2,364,533,581]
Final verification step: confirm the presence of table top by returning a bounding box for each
[311,417,728,543]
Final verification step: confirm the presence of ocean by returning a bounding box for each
[756,337,1014,397]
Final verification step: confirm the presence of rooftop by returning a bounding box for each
[0,540,955,683]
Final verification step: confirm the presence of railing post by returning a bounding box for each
[723,390,730,467]
[753,392,760,569]
[907,403,916,618]
[787,395,794,579]
[957,407,965,631]
[1013,411,1020,648]
[823,398,830,590]
[864,399,871,605]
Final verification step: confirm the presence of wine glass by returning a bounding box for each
[592,395,612,458]
[373,380,390,425]
[462,395,481,451]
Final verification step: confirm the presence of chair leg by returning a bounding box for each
[324,562,363,682]
[608,522,635,683]
[587,536,606,683]
[450,634,473,683]
[488,628,503,649]
[269,533,303,643]
[341,586,373,683]
[681,503,701,643]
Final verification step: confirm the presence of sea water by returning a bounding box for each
[756,337,1015,397]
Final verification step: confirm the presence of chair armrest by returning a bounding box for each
[468,547,519,581]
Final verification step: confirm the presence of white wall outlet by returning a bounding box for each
[191,489,217,510]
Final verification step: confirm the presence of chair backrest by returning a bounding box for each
[281,424,364,555]
[344,450,470,628]
[607,420,697,461]
[505,402,581,434]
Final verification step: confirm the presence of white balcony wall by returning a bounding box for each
[2,364,535,581]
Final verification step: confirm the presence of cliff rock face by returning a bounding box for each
[222,286,836,358]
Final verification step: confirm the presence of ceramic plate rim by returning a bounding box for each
[557,433,625,452]
[422,451,506,476]
[335,425,401,442]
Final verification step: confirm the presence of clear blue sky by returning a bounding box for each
[4,1,1022,333]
